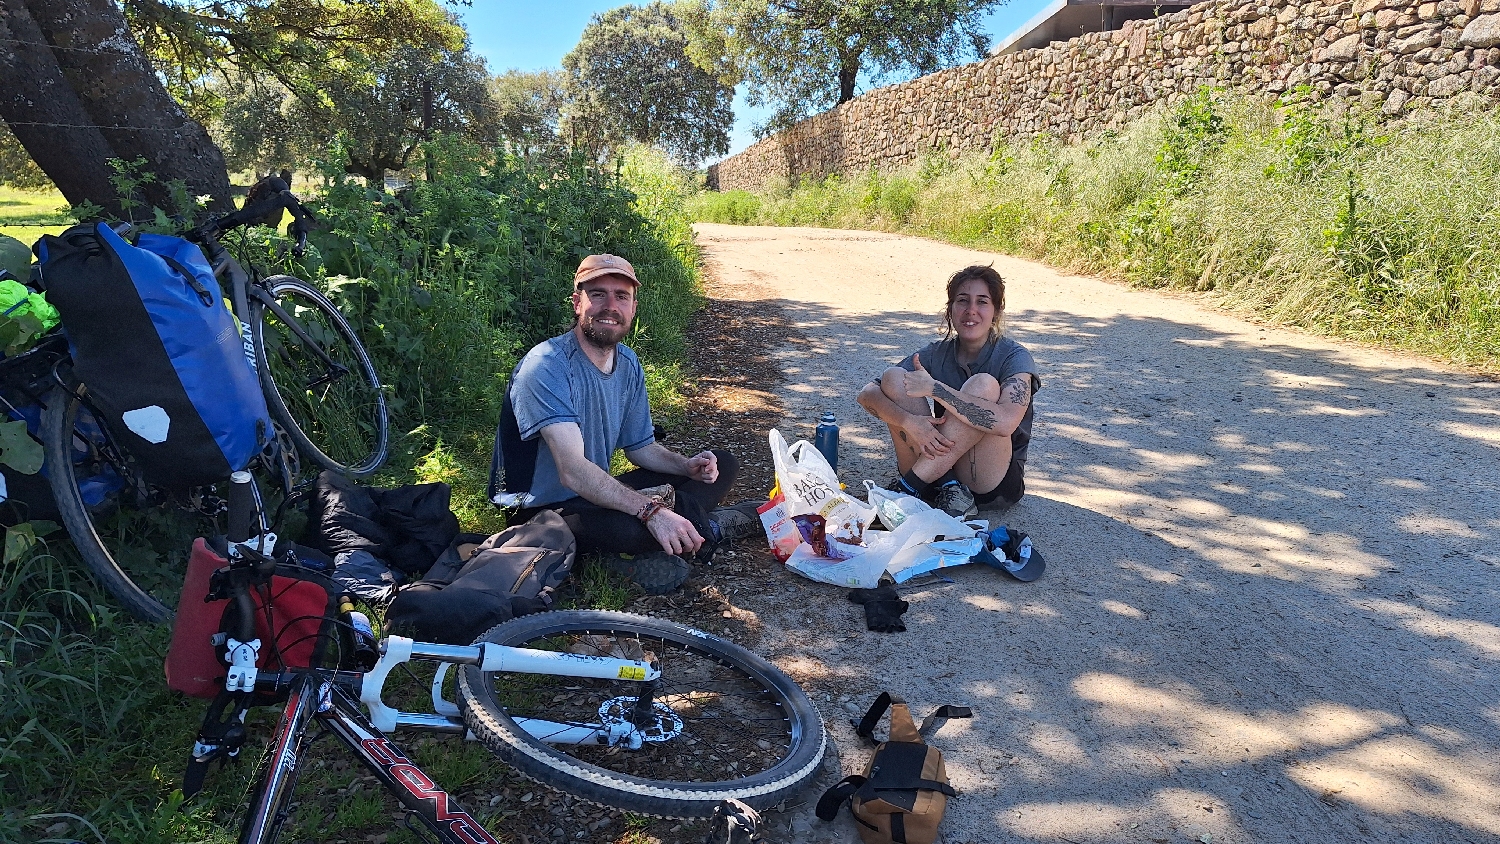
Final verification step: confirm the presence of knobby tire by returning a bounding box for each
[41,384,172,622]
[457,610,826,818]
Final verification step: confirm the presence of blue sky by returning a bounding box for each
[457,1,1053,161]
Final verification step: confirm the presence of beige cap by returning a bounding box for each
[574,254,639,288]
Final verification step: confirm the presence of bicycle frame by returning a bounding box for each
[363,635,663,745]
[195,231,346,382]
[242,671,499,844]
[238,635,662,844]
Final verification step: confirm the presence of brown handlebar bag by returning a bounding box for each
[816,692,972,844]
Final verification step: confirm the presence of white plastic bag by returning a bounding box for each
[769,428,873,543]
[888,537,988,583]
[784,541,889,588]
[856,508,978,578]
[863,480,932,530]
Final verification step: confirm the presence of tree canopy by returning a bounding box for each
[0,0,468,208]
[125,0,464,119]
[215,43,498,181]
[682,0,999,135]
[490,69,570,157]
[133,0,486,181]
[564,2,734,165]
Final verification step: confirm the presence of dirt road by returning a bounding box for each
[689,223,1500,844]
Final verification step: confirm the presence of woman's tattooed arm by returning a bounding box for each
[1002,374,1032,406]
[931,383,998,429]
[928,374,1032,433]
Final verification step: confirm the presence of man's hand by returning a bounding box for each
[903,353,937,400]
[646,508,705,556]
[901,414,955,458]
[685,450,719,484]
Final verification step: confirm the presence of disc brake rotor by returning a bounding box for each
[598,697,684,743]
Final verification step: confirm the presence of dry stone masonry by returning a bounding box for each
[709,0,1500,190]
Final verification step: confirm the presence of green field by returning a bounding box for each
[0,186,71,248]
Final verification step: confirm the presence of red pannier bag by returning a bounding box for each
[165,538,346,699]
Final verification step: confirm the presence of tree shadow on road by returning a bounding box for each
[754,298,1499,843]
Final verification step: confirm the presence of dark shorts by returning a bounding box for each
[974,457,1025,508]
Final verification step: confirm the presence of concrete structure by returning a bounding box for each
[996,0,1196,54]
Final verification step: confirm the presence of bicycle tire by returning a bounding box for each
[252,275,388,478]
[41,385,295,624]
[457,610,826,818]
[42,384,172,622]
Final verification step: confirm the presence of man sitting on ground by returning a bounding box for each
[856,264,1039,518]
[490,254,757,594]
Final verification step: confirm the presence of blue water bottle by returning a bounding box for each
[813,412,839,472]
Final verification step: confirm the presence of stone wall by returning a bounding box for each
[708,0,1500,191]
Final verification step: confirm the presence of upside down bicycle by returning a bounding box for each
[186,473,825,841]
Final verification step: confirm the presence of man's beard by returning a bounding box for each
[580,312,629,348]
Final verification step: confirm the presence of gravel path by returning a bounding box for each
[690,223,1500,844]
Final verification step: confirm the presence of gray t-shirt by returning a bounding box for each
[893,335,1040,464]
[507,331,655,506]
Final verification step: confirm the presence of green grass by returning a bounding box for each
[689,89,1500,372]
[0,186,72,248]
[0,186,71,226]
[2,141,705,843]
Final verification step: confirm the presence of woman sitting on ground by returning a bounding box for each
[856,264,1040,518]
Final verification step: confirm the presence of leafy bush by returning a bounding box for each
[692,89,1500,368]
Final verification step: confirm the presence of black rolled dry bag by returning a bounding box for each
[36,223,271,490]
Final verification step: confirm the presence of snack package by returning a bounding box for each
[792,514,864,560]
[757,492,801,562]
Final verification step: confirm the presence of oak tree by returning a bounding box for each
[490,69,570,157]
[564,2,734,165]
[682,0,999,135]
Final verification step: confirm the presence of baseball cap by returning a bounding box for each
[986,526,1046,582]
[574,254,639,288]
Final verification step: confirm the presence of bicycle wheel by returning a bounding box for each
[42,384,184,622]
[41,385,296,623]
[457,610,826,818]
[252,275,388,478]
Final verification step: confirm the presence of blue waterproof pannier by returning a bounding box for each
[36,223,271,490]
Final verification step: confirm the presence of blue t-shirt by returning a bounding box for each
[503,331,655,506]
[893,335,1040,465]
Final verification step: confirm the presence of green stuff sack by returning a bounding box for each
[816,692,971,844]
[0,278,58,330]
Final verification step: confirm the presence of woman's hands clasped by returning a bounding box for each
[900,354,955,458]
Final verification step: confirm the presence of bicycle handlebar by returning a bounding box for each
[227,470,256,545]
[188,184,315,257]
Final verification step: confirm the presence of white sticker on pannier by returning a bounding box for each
[123,405,171,444]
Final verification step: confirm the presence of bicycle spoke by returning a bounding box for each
[483,629,797,784]
[255,278,386,477]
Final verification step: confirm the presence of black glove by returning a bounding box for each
[847,583,909,633]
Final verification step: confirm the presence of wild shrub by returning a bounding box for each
[688,189,763,224]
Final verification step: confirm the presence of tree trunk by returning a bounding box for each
[0,0,122,215]
[422,78,435,182]
[837,49,860,104]
[23,0,233,212]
